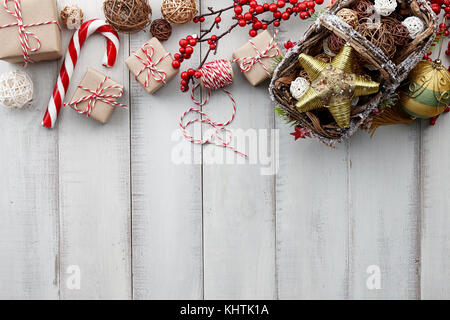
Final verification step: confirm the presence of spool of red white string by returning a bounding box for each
[180,59,247,158]
[41,19,119,129]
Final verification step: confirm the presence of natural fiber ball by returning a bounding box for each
[383,17,410,46]
[402,16,425,39]
[150,19,172,42]
[161,0,198,25]
[374,0,397,17]
[336,9,359,28]
[354,0,375,19]
[290,77,310,100]
[103,0,152,33]
[357,22,397,58]
[60,5,84,29]
[0,70,33,109]
[327,33,347,55]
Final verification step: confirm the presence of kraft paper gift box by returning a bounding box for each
[0,0,62,64]
[68,68,124,124]
[232,30,282,87]
[125,37,178,94]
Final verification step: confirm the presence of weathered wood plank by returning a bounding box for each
[274,17,349,300]
[421,119,450,299]
[130,0,203,300]
[57,0,131,299]
[0,61,59,299]
[201,0,276,300]
[348,126,420,299]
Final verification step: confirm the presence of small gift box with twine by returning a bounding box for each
[125,37,178,94]
[233,30,282,87]
[0,0,62,65]
[66,68,127,124]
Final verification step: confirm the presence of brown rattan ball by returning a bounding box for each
[336,8,359,28]
[382,17,411,46]
[357,22,397,58]
[328,33,347,55]
[353,0,375,19]
[103,0,152,33]
[150,19,173,42]
[161,0,198,25]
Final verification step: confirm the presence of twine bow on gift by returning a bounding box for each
[235,31,280,75]
[0,0,60,66]
[65,76,127,117]
[133,44,170,88]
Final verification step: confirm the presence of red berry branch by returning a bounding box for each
[171,0,324,92]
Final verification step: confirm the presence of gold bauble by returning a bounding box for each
[399,60,450,119]
[296,45,380,129]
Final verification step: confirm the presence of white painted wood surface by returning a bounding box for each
[0,0,449,300]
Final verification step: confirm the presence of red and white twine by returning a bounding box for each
[133,45,170,88]
[180,59,247,158]
[235,31,279,75]
[0,0,61,66]
[42,19,119,129]
[65,75,127,117]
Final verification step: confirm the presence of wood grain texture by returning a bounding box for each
[130,0,203,300]
[0,61,59,300]
[421,120,450,300]
[57,0,131,299]
[348,126,421,300]
[274,20,350,300]
[201,0,276,300]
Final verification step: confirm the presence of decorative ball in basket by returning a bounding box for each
[269,0,437,147]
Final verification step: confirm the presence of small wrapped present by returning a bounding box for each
[233,30,282,86]
[0,0,62,64]
[66,68,127,124]
[125,37,178,94]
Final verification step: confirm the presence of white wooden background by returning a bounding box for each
[0,0,449,300]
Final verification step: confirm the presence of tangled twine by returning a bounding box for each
[103,0,152,33]
[0,70,33,109]
[150,19,172,42]
[336,8,359,28]
[161,0,198,25]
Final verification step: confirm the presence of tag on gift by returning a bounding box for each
[233,30,282,87]
[126,37,178,94]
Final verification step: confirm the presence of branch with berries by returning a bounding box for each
[170,0,324,92]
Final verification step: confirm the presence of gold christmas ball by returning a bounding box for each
[399,60,450,119]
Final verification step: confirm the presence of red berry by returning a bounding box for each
[172,60,181,69]
[179,39,188,48]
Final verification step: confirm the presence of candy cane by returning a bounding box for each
[42,19,120,129]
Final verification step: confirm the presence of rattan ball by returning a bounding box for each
[402,16,425,39]
[374,0,397,17]
[0,70,33,109]
[161,0,198,25]
[327,33,347,55]
[383,17,410,46]
[357,22,397,58]
[354,0,375,19]
[150,19,173,42]
[103,0,152,33]
[336,9,359,28]
[290,77,310,100]
[60,5,84,29]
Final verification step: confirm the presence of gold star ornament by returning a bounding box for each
[296,45,380,129]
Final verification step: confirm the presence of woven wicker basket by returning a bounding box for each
[269,0,437,146]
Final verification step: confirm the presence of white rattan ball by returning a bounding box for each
[374,0,397,16]
[290,77,310,100]
[60,5,84,30]
[0,70,33,109]
[402,17,425,39]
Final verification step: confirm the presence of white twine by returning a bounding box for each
[0,70,33,109]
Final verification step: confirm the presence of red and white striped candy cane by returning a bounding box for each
[42,19,120,129]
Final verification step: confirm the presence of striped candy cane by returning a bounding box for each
[42,19,120,129]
